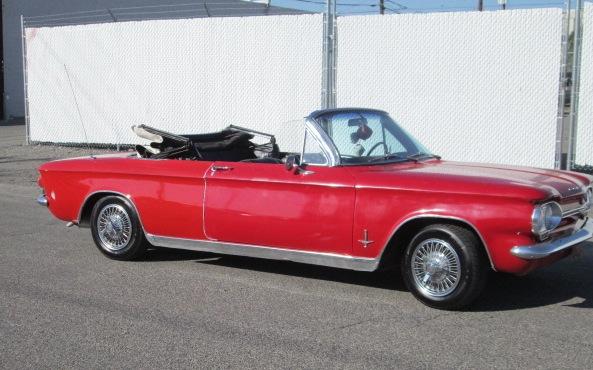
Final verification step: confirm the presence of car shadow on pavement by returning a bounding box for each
[205,255,407,291]
[471,269,593,311]
[142,247,593,311]
[142,247,405,290]
[141,247,210,262]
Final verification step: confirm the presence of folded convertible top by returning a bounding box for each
[131,124,276,161]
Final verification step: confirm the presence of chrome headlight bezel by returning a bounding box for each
[586,187,593,210]
[532,201,563,239]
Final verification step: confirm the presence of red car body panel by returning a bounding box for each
[38,154,592,275]
[204,161,356,254]
[39,156,211,240]
[344,161,571,273]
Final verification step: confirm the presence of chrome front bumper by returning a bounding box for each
[37,194,48,207]
[511,218,593,260]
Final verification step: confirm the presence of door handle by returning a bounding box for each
[211,165,233,173]
[296,168,315,175]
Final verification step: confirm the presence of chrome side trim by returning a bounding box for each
[145,234,379,272]
[36,194,48,207]
[377,214,496,270]
[511,218,593,260]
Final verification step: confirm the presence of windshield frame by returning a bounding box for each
[302,117,340,166]
[306,109,433,167]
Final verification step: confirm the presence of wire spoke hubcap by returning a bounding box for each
[411,238,461,298]
[97,204,132,252]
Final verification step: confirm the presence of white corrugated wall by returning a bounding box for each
[337,9,562,168]
[26,10,566,168]
[25,14,323,150]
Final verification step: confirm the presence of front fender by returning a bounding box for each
[352,187,535,273]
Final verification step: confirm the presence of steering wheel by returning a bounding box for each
[366,142,386,156]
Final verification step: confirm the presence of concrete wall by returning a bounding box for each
[2,0,303,120]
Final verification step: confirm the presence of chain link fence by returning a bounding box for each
[23,11,322,153]
[575,2,593,171]
[22,2,305,28]
[337,9,562,168]
[21,2,591,169]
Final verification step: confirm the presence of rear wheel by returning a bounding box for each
[90,196,147,260]
[402,224,488,310]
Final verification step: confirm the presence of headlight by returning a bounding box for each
[586,187,593,209]
[532,201,562,238]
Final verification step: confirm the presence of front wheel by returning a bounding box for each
[402,224,488,310]
[90,195,147,260]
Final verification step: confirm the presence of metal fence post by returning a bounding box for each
[21,15,31,145]
[321,0,336,109]
[567,0,584,169]
[555,0,572,169]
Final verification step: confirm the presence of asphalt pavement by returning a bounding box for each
[1,124,593,369]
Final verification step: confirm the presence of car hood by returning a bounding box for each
[347,160,592,201]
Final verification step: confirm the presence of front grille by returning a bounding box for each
[559,194,589,217]
[542,193,589,241]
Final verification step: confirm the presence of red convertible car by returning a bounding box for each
[37,108,593,309]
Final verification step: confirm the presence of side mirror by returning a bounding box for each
[285,154,300,171]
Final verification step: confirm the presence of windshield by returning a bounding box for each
[314,111,433,165]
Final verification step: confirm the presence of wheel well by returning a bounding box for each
[78,192,121,228]
[377,217,494,271]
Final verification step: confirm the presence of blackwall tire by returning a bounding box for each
[90,195,147,261]
[402,224,488,310]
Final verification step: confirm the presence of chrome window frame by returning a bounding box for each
[303,117,340,167]
[300,129,330,167]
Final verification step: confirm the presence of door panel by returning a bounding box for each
[110,158,211,240]
[204,161,356,254]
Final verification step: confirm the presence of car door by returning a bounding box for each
[203,130,356,255]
